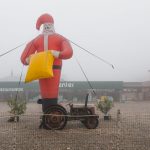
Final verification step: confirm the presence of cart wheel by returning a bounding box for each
[43,105,68,130]
[84,117,99,129]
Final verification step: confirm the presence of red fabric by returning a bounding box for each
[36,13,54,30]
[21,33,73,99]
[39,69,61,98]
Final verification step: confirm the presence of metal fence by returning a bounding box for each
[0,112,150,150]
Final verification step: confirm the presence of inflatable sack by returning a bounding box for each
[25,51,54,83]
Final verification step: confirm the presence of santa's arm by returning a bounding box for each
[21,40,36,65]
[59,40,73,59]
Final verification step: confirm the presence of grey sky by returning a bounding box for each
[0,0,150,82]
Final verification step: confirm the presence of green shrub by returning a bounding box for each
[7,99,27,122]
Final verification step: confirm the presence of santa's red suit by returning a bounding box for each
[21,14,73,111]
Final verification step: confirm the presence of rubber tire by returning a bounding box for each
[43,105,68,130]
[84,117,99,129]
[80,108,93,124]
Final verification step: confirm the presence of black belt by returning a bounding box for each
[53,65,62,70]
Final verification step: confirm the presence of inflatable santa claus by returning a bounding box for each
[21,13,73,111]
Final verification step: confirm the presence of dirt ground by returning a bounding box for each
[0,101,150,150]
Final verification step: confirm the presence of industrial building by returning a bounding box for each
[0,81,150,102]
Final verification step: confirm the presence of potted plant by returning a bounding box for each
[7,99,27,122]
[97,96,113,120]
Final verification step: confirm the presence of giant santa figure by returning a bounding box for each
[21,14,73,112]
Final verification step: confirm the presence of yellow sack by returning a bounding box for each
[25,51,54,83]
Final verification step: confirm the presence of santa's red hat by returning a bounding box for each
[36,13,54,30]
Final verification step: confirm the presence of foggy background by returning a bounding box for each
[0,0,150,82]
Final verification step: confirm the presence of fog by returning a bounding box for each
[0,0,150,82]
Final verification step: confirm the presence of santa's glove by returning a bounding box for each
[25,56,31,65]
[50,50,60,58]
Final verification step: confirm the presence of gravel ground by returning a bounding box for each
[0,101,150,150]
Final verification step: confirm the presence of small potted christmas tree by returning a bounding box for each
[97,96,113,120]
[7,99,27,122]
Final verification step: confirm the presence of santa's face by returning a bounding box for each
[43,23,55,34]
